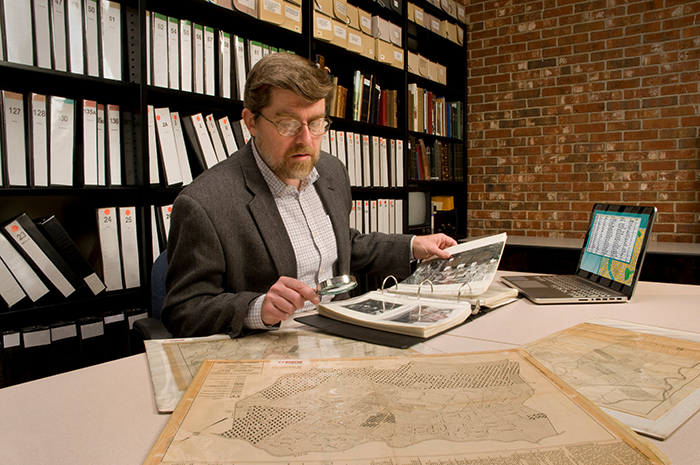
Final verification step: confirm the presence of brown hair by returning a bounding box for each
[244,53,334,116]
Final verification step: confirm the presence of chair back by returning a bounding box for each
[151,251,168,319]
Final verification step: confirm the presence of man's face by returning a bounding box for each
[243,88,326,187]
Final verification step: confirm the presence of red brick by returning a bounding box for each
[466,0,700,243]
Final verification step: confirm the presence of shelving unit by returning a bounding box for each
[0,0,466,347]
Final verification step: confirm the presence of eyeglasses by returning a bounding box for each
[256,112,332,137]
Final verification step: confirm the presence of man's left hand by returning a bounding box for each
[412,233,458,260]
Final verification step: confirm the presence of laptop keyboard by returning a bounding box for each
[533,275,615,298]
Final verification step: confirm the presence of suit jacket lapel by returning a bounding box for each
[239,146,298,278]
[315,160,351,276]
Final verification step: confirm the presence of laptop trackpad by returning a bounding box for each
[513,280,548,289]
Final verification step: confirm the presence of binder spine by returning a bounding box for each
[3,214,79,298]
[35,215,105,296]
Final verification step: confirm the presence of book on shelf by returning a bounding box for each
[193,24,205,94]
[167,17,180,90]
[78,315,106,367]
[82,99,99,186]
[149,206,162,261]
[369,75,380,124]
[359,73,372,123]
[66,0,84,74]
[21,325,52,382]
[105,104,121,186]
[2,0,34,66]
[49,320,81,375]
[32,0,51,69]
[181,113,219,171]
[179,19,193,92]
[218,31,232,99]
[216,116,238,156]
[2,213,85,299]
[0,253,26,308]
[233,35,247,99]
[102,310,129,361]
[147,106,161,185]
[96,207,123,291]
[205,114,228,163]
[48,96,76,186]
[118,207,140,290]
[0,227,50,303]
[316,233,515,338]
[153,107,184,187]
[29,93,49,187]
[170,112,194,184]
[151,12,168,87]
[1,330,24,387]
[371,135,380,186]
[96,104,107,185]
[203,26,215,96]
[34,215,105,296]
[327,73,338,116]
[48,0,68,71]
[1,90,28,187]
[152,204,173,254]
[84,0,100,77]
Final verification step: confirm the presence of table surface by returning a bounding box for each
[2,271,700,465]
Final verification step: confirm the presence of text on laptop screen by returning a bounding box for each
[580,210,652,286]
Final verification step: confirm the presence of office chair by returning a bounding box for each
[132,251,174,340]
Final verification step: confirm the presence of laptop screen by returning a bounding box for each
[577,204,656,297]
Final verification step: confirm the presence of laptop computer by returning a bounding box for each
[501,204,657,304]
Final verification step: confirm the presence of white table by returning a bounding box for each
[1,272,699,464]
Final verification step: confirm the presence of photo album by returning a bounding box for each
[316,233,516,338]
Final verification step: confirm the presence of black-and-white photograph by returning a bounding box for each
[402,241,505,286]
[388,306,455,324]
[343,298,403,316]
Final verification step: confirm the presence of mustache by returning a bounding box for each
[285,144,317,157]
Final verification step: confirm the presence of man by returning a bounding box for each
[162,53,456,337]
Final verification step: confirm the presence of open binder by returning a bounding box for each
[297,233,517,347]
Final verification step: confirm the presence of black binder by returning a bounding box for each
[180,114,209,172]
[124,308,149,355]
[121,109,138,185]
[1,330,25,387]
[231,119,247,150]
[2,212,85,298]
[78,316,106,367]
[102,310,129,361]
[21,325,52,381]
[49,321,81,375]
[295,305,499,349]
[34,215,106,296]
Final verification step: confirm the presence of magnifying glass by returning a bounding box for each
[316,275,358,295]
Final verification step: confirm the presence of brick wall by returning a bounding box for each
[466,0,700,243]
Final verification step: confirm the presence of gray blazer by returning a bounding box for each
[162,143,413,337]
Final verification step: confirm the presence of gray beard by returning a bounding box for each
[255,135,318,181]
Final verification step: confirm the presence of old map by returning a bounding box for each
[144,325,422,412]
[144,351,666,464]
[523,319,700,438]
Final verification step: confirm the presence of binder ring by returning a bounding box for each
[380,275,398,293]
[472,300,482,315]
[417,279,434,300]
[457,282,473,303]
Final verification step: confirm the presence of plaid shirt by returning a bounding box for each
[244,141,338,329]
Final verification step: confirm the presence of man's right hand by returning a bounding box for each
[260,276,320,326]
